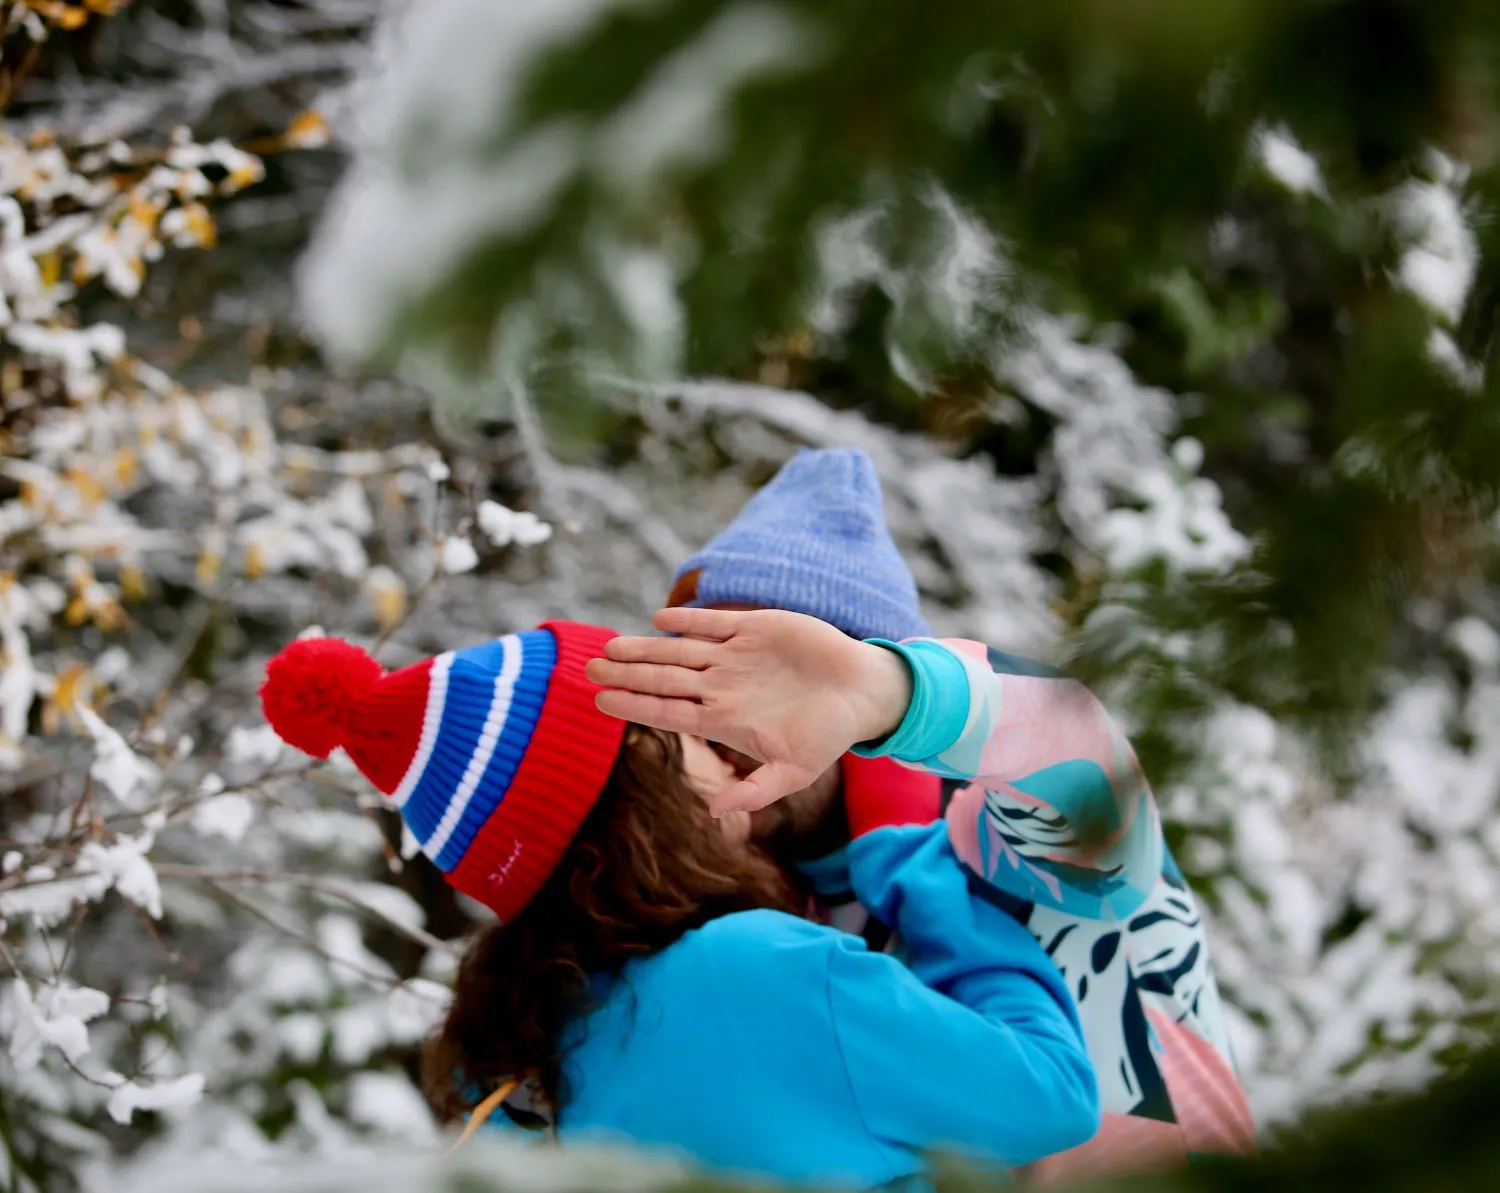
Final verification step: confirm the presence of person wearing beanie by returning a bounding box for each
[661,448,1255,1181]
[259,617,1099,1187]
[668,447,931,643]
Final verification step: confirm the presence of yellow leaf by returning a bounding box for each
[93,601,127,633]
[243,541,266,579]
[227,160,266,192]
[66,464,106,509]
[127,190,163,232]
[51,663,92,718]
[239,421,268,457]
[197,547,222,588]
[179,202,216,248]
[38,250,62,289]
[372,582,408,633]
[784,327,816,358]
[120,563,147,601]
[55,6,89,32]
[283,110,332,150]
[114,447,138,488]
[64,594,89,626]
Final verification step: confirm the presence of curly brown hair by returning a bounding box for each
[420,724,802,1126]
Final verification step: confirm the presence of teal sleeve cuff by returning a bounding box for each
[851,639,970,763]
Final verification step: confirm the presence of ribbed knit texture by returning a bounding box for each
[342,659,431,794]
[672,448,931,643]
[267,623,623,923]
[448,622,625,923]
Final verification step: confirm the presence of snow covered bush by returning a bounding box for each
[7,2,1500,1188]
[0,4,565,1187]
[296,0,1500,1131]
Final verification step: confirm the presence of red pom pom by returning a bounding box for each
[259,638,384,759]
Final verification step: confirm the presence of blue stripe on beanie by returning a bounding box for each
[673,448,931,643]
[401,639,507,845]
[431,630,555,872]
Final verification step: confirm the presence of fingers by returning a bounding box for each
[586,657,705,700]
[593,689,707,738]
[706,761,814,817]
[651,606,745,641]
[601,634,716,668]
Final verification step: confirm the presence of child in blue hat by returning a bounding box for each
[661,448,1256,1179]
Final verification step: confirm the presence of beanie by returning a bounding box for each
[671,448,931,642]
[258,621,624,923]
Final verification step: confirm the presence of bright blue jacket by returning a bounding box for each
[488,822,1098,1187]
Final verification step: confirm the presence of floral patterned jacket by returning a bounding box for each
[824,639,1256,1182]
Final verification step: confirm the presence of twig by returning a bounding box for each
[509,375,572,531]
[0,953,120,1090]
[58,1051,123,1093]
[0,935,29,980]
[0,39,44,117]
[204,880,408,991]
[36,925,59,981]
[55,900,88,974]
[153,863,460,956]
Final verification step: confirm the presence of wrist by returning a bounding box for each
[852,642,913,745]
[851,639,970,764]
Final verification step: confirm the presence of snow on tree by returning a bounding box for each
[296,0,1500,1132]
[6,1,1500,1189]
[0,3,531,1188]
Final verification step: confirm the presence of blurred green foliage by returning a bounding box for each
[357,0,1500,780]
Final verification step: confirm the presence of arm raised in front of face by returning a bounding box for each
[587,608,1161,920]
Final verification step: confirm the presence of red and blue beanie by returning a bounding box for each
[258,621,625,923]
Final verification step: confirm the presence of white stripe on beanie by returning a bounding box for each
[391,652,453,808]
[421,636,524,860]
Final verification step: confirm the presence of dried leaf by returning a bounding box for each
[119,563,146,602]
[284,110,332,150]
[113,447,138,488]
[196,546,221,588]
[243,541,266,579]
[180,202,216,248]
[37,250,61,289]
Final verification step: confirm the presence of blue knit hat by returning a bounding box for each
[671,448,931,642]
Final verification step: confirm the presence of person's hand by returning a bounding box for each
[586,608,912,816]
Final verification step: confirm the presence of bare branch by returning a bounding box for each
[153,863,461,957]
[204,880,410,990]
